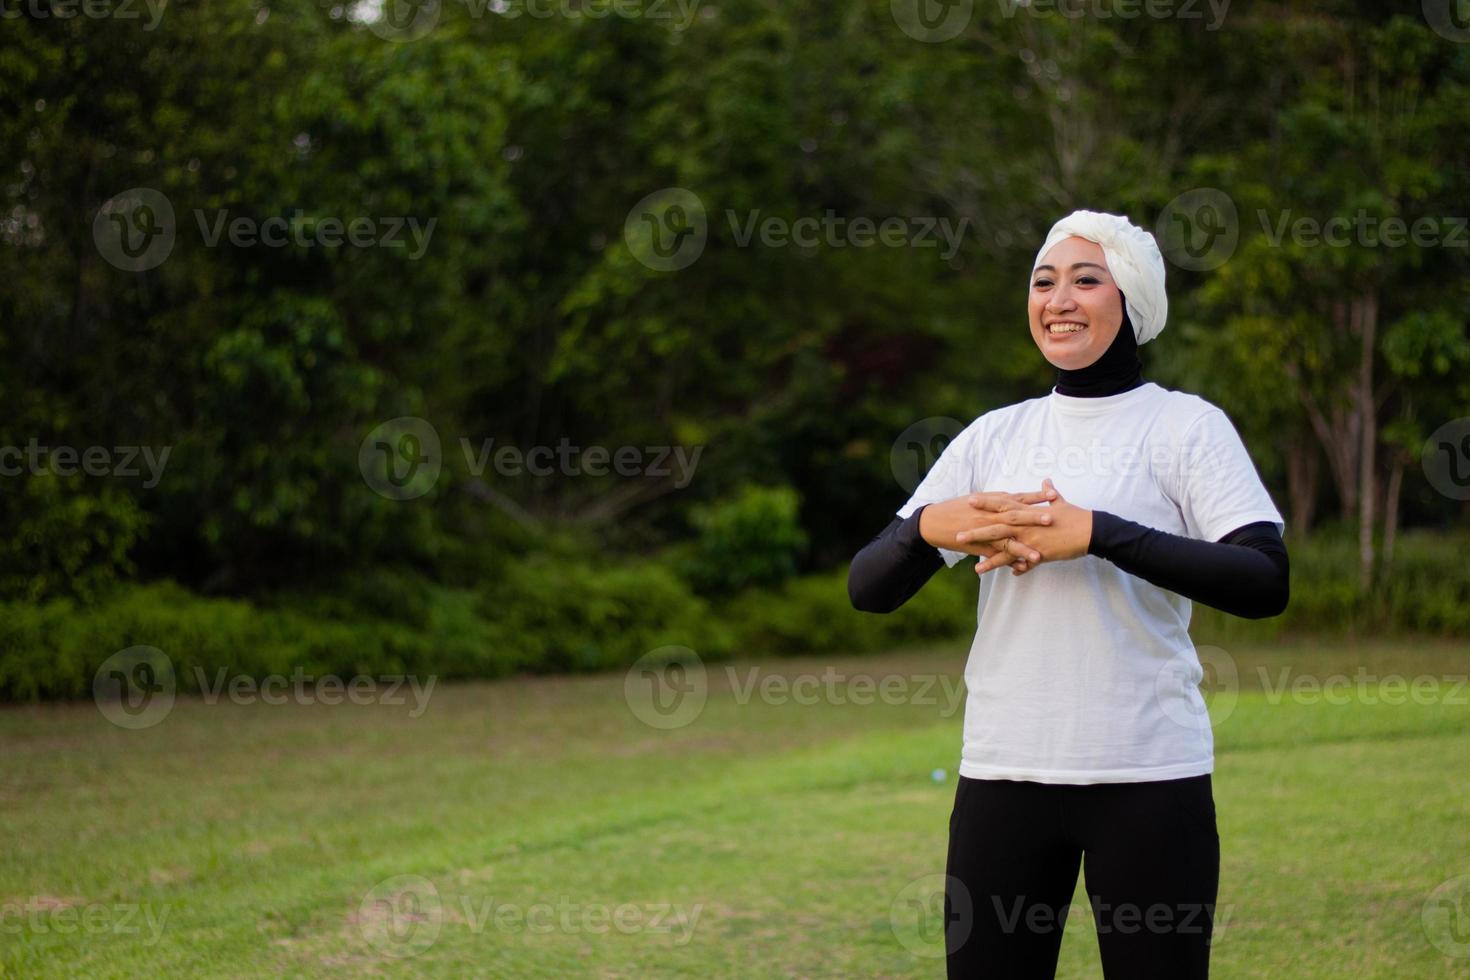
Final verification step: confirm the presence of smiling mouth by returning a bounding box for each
[1046,321,1088,336]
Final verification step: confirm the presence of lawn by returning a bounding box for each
[2,637,1468,978]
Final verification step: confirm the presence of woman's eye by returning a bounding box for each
[1032,278,1053,288]
[1076,276,1099,285]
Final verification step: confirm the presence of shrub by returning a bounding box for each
[683,484,808,595]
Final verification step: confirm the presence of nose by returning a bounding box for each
[1046,284,1077,312]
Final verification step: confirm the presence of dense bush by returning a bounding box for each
[682,485,809,595]
[2,530,1466,702]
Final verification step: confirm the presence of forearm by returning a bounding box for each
[1087,513,1289,619]
[848,506,945,613]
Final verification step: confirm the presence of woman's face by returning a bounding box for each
[1028,236,1125,371]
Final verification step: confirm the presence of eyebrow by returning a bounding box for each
[1033,262,1108,274]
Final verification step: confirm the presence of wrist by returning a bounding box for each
[912,504,940,550]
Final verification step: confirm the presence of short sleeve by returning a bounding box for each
[895,422,981,567]
[1174,408,1286,543]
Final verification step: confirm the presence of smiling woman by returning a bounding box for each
[847,209,1290,980]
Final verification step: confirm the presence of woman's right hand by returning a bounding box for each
[918,489,1057,567]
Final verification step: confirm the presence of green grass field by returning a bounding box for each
[3,637,1469,978]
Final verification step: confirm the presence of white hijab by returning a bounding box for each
[1031,210,1168,346]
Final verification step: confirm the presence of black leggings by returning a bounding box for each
[944,773,1219,979]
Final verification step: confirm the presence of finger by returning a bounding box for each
[967,493,1022,512]
[954,523,1014,545]
[975,540,1020,573]
[1008,487,1058,505]
[1002,536,1043,564]
[1042,477,1063,501]
[999,508,1053,527]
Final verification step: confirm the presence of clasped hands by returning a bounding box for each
[917,478,1093,577]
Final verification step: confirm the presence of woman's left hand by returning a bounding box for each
[958,478,1093,576]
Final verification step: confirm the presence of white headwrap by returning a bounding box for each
[1031,209,1168,346]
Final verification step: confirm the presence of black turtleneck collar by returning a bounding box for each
[1053,295,1145,397]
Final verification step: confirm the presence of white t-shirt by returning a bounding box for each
[898,381,1285,784]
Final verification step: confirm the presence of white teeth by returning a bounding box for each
[1048,322,1086,334]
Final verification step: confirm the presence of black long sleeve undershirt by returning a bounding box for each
[847,507,942,613]
[847,508,1289,619]
[1089,512,1288,619]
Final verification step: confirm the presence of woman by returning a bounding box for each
[848,210,1289,979]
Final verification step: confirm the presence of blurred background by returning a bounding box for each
[2,1,1469,976]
